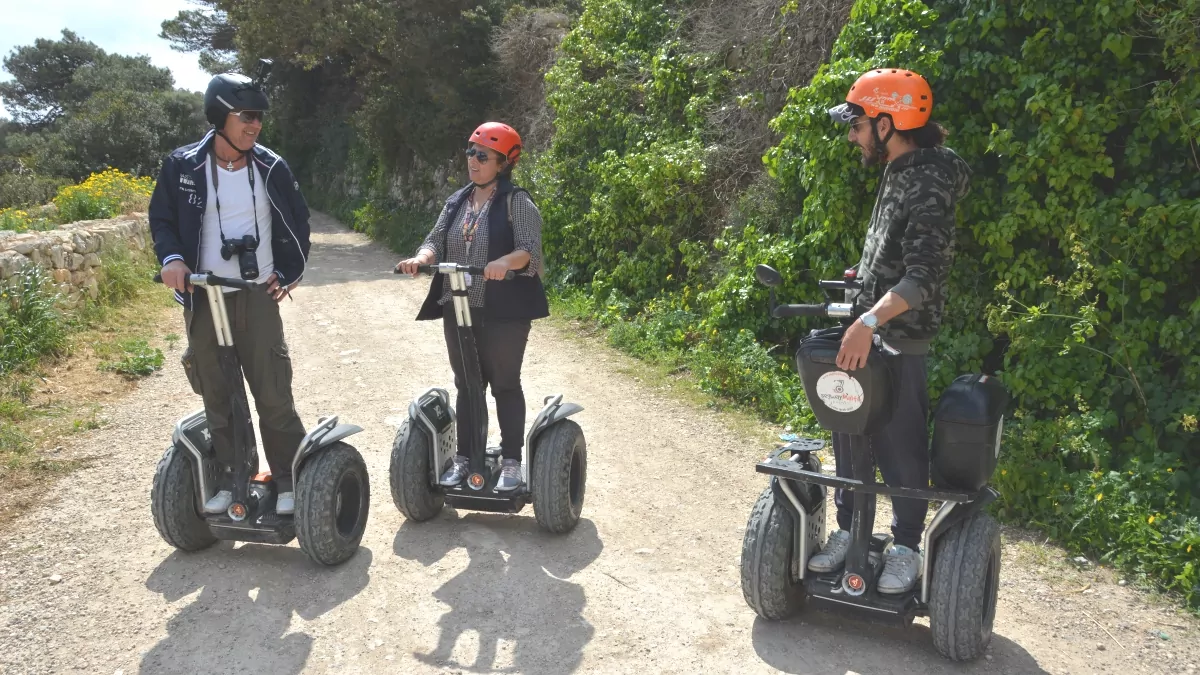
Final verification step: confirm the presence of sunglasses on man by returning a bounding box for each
[230,110,264,124]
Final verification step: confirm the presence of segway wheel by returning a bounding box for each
[531,419,586,534]
[388,420,445,521]
[295,441,370,566]
[741,485,805,620]
[930,511,1002,661]
[150,444,217,552]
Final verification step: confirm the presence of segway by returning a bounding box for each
[388,263,586,533]
[740,264,1008,662]
[149,272,371,566]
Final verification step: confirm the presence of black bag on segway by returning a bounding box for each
[794,326,897,436]
[930,374,1009,491]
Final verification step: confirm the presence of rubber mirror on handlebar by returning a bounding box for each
[755,264,783,288]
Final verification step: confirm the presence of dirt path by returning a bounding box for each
[1,213,1196,675]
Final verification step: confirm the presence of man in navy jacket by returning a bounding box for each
[148,68,311,516]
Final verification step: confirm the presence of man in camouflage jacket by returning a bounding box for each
[805,69,972,595]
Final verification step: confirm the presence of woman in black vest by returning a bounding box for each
[395,122,550,491]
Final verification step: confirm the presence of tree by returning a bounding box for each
[0,30,105,128]
[0,30,207,182]
[160,1,239,74]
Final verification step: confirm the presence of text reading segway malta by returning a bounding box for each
[389,263,588,533]
[149,272,371,566]
[740,264,1008,663]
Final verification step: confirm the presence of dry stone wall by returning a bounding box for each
[0,213,151,305]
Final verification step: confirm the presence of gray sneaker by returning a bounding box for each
[439,456,469,487]
[203,490,233,514]
[275,492,295,515]
[807,529,851,573]
[878,544,922,595]
[495,458,523,492]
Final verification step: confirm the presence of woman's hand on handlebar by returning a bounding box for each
[395,251,434,277]
[160,260,193,293]
[483,260,512,281]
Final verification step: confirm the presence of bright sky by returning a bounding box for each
[0,0,213,119]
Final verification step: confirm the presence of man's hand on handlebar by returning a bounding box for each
[160,260,193,293]
[395,250,434,277]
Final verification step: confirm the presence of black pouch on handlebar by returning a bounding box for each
[794,326,897,435]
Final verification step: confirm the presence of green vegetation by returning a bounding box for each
[0,29,205,209]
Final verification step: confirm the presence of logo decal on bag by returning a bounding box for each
[816,371,865,413]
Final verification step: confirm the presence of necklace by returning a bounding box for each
[215,153,241,171]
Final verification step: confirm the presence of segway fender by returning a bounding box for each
[292,416,364,477]
[920,486,999,604]
[526,394,584,451]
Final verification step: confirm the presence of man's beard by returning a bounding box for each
[859,137,886,167]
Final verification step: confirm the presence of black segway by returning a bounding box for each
[740,264,1008,662]
[388,263,587,533]
[149,272,371,566]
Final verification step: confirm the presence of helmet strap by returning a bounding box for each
[216,129,252,155]
[869,117,894,164]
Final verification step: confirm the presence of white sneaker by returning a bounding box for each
[807,529,851,572]
[276,492,295,515]
[878,544,922,595]
[203,490,233,514]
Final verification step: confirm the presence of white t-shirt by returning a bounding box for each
[200,158,275,291]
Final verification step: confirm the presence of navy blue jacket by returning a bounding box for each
[147,129,312,310]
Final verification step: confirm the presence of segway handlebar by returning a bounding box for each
[394,263,515,281]
[152,272,256,291]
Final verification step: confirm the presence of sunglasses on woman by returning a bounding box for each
[464,147,494,163]
[230,110,264,124]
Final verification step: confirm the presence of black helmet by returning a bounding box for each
[203,72,270,129]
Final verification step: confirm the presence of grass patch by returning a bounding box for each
[0,240,175,524]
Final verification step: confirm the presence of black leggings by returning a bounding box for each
[442,304,532,461]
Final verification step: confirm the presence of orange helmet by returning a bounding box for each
[469,122,523,167]
[828,69,933,130]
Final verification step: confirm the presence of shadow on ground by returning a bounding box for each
[750,608,1048,674]
[393,511,603,674]
[140,543,372,675]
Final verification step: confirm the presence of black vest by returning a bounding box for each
[416,178,551,322]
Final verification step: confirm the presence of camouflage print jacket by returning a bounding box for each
[853,146,972,354]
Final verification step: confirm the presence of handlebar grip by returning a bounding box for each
[152,273,163,284]
[395,264,515,280]
[204,274,255,291]
[772,303,828,318]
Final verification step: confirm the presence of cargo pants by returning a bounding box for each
[181,286,307,492]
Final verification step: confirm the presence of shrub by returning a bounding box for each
[53,168,154,223]
[0,265,68,376]
[531,0,1200,608]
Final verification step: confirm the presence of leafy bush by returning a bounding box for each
[0,265,68,376]
[99,338,164,377]
[53,168,154,223]
[0,172,70,210]
[531,0,1200,608]
[0,207,55,233]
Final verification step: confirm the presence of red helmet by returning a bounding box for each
[469,122,523,167]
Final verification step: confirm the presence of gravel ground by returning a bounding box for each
[0,212,1196,675]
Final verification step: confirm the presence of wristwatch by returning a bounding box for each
[859,313,879,331]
